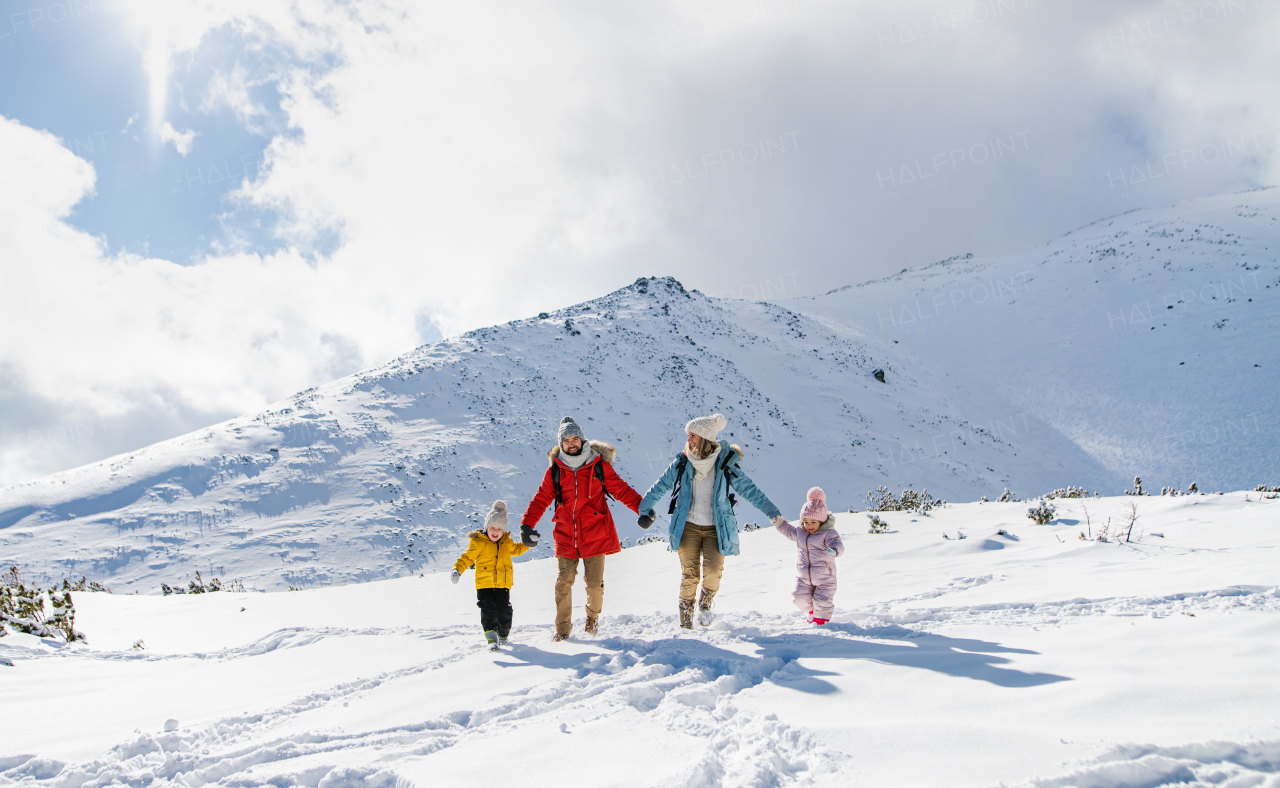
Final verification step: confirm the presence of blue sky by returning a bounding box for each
[1,1,293,262]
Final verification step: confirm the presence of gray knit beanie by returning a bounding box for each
[557,416,585,444]
[484,500,508,531]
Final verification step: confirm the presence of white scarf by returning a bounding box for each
[558,442,596,470]
[685,444,721,481]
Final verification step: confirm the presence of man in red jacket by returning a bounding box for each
[521,416,643,641]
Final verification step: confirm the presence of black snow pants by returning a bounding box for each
[477,587,513,638]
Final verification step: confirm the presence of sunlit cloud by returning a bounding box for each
[159,121,197,155]
[147,33,168,132]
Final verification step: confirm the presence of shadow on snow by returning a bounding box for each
[489,622,1069,695]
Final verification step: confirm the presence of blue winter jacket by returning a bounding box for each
[638,441,781,557]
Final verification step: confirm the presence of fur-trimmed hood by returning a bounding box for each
[548,439,616,466]
[809,513,838,532]
[636,437,783,559]
[795,509,838,531]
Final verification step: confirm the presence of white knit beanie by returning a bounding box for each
[685,413,728,442]
[484,500,508,531]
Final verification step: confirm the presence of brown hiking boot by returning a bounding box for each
[584,615,599,637]
[552,632,569,642]
[678,599,694,630]
[697,589,716,627]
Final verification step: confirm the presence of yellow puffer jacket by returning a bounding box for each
[453,530,531,589]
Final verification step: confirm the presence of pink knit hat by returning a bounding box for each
[800,487,828,521]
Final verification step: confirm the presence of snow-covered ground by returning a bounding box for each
[4,492,1278,787]
[2,188,1277,593]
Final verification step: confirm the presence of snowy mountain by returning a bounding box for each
[1,188,1277,592]
[4,493,1279,787]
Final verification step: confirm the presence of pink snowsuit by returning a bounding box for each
[775,515,844,619]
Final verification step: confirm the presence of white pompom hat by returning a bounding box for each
[685,413,728,442]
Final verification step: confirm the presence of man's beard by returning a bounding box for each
[565,444,583,456]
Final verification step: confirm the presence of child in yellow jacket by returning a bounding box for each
[451,500,539,649]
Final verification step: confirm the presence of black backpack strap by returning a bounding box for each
[667,454,688,515]
[722,455,738,510]
[551,464,562,510]
[594,461,612,501]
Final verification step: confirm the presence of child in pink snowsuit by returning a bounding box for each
[774,487,844,625]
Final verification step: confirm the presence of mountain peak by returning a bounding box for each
[3,190,1277,592]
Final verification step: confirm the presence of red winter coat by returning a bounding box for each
[520,440,643,559]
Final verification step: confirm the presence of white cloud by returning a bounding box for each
[159,121,198,155]
[0,115,415,485]
[2,0,1279,485]
[200,65,270,134]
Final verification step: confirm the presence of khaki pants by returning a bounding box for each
[678,524,724,603]
[555,556,605,636]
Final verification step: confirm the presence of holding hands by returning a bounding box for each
[771,515,791,529]
[520,525,540,547]
[637,511,656,529]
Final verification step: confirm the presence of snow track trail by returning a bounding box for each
[3,616,853,787]
[18,588,1276,787]
[3,495,1277,787]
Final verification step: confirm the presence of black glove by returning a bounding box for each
[637,511,656,530]
[520,525,540,547]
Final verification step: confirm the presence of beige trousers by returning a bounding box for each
[555,555,605,636]
[678,523,724,603]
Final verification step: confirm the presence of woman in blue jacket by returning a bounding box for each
[638,413,787,629]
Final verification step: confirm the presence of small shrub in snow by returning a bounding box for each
[1026,500,1056,525]
[1122,501,1140,543]
[1255,484,1280,493]
[1095,517,1113,542]
[1125,476,1149,496]
[867,514,889,534]
[637,535,665,546]
[866,486,943,514]
[742,522,762,532]
[1042,486,1092,500]
[900,489,941,514]
[162,571,236,596]
[0,567,85,642]
[996,488,1019,503]
[866,486,897,511]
